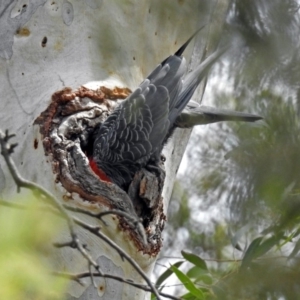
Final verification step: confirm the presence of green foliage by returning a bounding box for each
[155,233,300,299]
[0,198,67,299]
[158,1,300,299]
[241,235,281,268]
[155,261,184,288]
[162,93,300,298]
[154,252,210,299]
[181,251,208,271]
[170,264,205,299]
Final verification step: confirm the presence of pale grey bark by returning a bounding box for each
[0,1,230,299]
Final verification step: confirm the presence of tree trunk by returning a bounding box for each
[0,1,230,299]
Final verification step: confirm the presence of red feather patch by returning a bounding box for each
[89,158,112,183]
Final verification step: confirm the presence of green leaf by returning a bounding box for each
[186,266,207,278]
[182,289,211,300]
[195,274,213,285]
[256,235,280,256]
[181,250,207,270]
[241,237,263,267]
[155,261,184,288]
[242,235,280,268]
[181,292,198,300]
[170,264,204,299]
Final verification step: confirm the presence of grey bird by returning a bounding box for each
[91,32,262,189]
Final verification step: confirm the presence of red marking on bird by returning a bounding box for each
[89,158,112,183]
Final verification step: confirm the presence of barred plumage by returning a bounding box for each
[92,31,262,189]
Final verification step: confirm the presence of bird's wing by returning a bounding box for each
[93,82,170,172]
[147,54,186,116]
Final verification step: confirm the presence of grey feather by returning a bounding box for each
[175,103,262,127]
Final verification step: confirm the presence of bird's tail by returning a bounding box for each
[176,46,228,114]
[175,104,263,128]
[174,25,206,57]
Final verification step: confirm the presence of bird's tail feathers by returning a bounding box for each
[176,45,228,114]
[161,26,206,67]
[174,25,206,57]
[175,105,262,127]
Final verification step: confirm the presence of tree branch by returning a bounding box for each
[63,205,146,243]
[73,216,161,299]
[0,129,162,300]
[53,271,180,300]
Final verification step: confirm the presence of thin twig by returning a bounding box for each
[53,271,180,300]
[64,205,146,243]
[73,217,161,299]
[64,205,139,225]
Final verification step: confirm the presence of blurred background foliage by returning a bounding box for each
[0,197,67,300]
[156,0,300,299]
